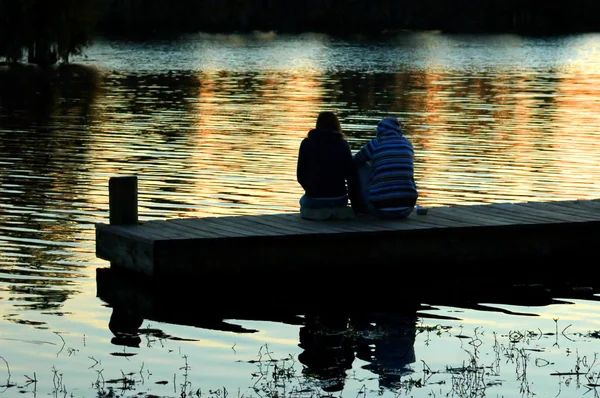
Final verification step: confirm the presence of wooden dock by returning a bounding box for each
[95,176,600,283]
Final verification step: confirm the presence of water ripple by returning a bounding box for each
[1,33,600,322]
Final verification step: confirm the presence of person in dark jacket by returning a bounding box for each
[297,111,359,220]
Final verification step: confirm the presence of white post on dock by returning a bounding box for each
[109,176,138,225]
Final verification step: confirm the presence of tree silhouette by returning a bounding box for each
[0,0,104,66]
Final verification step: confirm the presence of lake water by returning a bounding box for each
[1,31,600,397]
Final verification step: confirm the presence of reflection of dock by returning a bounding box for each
[96,264,600,387]
[96,264,600,393]
[96,267,305,335]
[96,176,600,280]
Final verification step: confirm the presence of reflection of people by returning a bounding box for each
[108,307,144,348]
[352,313,417,389]
[353,117,418,219]
[296,111,359,220]
[297,315,355,392]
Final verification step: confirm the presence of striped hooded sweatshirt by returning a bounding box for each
[354,117,418,209]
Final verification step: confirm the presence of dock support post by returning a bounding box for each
[109,176,138,225]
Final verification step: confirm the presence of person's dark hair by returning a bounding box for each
[316,111,342,133]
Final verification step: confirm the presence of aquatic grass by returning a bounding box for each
[415,324,452,346]
[4,320,600,397]
[0,355,14,389]
[414,325,554,398]
[244,344,320,397]
[51,365,67,397]
[551,349,600,395]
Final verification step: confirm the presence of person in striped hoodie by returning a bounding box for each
[353,117,418,219]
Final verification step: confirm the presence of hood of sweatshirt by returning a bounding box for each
[376,117,403,138]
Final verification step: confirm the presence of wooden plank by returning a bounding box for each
[557,199,600,213]
[355,216,442,231]
[345,210,448,231]
[199,216,264,237]
[138,221,197,240]
[485,202,568,223]
[426,206,491,227]
[362,217,437,230]
[536,199,596,211]
[529,201,598,219]
[551,200,600,218]
[243,216,323,235]
[510,201,590,221]
[466,203,545,225]
[294,217,371,234]
[508,201,584,222]
[275,210,447,232]
[573,198,600,208]
[527,201,595,221]
[211,215,293,236]
[406,212,458,228]
[346,213,432,231]
[197,216,263,237]
[166,218,241,238]
[494,202,580,223]
[446,206,519,226]
[463,203,555,225]
[248,213,330,234]
[507,202,588,223]
[381,218,440,229]
[164,218,223,238]
[275,213,393,233]
[427,206,505,227]
[281,216,365,234]
[556,200,600,217]
[272,213,370,231]
[221,215,290,235]
[160,220,221,238]
[212,215,283,236]
[110,224,166,241]
[143,220,216,239]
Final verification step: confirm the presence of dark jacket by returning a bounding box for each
[297,128,359,205]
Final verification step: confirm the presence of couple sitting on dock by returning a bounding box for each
[297,111,419,220]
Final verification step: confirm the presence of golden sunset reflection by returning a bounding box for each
[412,71,599,206]
[170,69,328,217]
[77,63,600,221]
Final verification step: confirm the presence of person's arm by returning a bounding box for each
[296,139,307,189]
[353,140,372,163]
[344,142,364,213]
[408,139,417,188]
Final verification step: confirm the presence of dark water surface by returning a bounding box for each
[1,32,600,397]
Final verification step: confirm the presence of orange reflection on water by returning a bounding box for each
[185,70,328,216]
[548,72,600,199]
[409,68,600,207]
[81,62,600,218]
